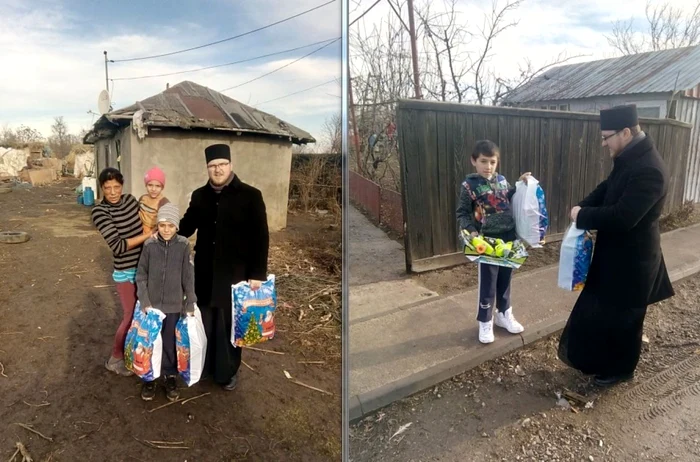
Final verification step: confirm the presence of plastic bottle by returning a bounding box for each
[83,186,95,206]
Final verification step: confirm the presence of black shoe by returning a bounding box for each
[141,381,157,401]
[593,372,634,387]
[223,374,238,391]
[165,375,180,402]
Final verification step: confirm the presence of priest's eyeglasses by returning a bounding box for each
[207,161,230,171]
[601,130,623,142]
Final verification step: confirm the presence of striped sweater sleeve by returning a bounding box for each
[91,206,129,256]
[91,195,143,258]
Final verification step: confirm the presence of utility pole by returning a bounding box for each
[103,51,109,91]
[406,0,422,99]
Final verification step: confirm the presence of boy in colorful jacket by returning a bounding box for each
[456,140,531,344]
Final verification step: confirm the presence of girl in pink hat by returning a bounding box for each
[139,167,170,234]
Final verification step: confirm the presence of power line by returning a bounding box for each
[111,0,337,63]
[111,38,339,81]
[220,38,340,92]
[255,79,338,106]
[349,0,382,26]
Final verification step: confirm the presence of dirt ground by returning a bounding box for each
[350,273,700,462]
[0,179,341,462]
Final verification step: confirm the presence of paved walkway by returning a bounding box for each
[348,205,406,286]
[349,223,700,421]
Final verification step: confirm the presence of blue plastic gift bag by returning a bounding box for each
[124,302,166,381]
[512,176,549,248]
[175,305,207,386]
[231,275,277,348]
[558,224,594,291]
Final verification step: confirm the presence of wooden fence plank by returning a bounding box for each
[397,109,417,269]
[421,110,439,260]
[435,111,452,255]
[444,112,459,252]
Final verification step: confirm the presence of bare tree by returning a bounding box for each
[350,1,414,188]
[320,113,342,154]
[49,116,75,158]
[417,0,473,102]
[14,125,44,145]
[606,1,700,55]
[0,124,17,147]
[349,0,577,188]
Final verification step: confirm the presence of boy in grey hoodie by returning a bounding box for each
[136,202,196,401]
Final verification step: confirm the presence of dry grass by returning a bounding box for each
[269,216,342,362]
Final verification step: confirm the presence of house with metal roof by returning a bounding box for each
[502,45,700,202]
[84,81,315,231]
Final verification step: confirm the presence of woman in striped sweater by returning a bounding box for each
[91,168,155,376]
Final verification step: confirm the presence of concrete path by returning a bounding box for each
[348,205,406,286]
[349,223,700,421]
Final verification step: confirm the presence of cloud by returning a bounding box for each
[0,0,341,143]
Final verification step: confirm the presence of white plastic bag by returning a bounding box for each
[558,223,594,291]
[124,303,166,381]
[512,176,549,248]
[176,305,207,387]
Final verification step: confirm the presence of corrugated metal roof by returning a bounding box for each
[85,81,314,144]
[504,45,700,104]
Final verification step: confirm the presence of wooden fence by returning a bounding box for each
[397,100,693,273]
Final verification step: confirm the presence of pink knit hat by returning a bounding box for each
[144,167,166,187]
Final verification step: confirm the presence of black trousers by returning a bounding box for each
[144,312,179,382]
[477,263,513,322]
[200,305,242,384]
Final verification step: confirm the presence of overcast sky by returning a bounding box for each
[350,0,699,98]
[0,0,342,143]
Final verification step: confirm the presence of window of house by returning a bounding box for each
[549,105,557,110]
[559,104,569,111]
[541,106,548,110]
[636,106,661,118]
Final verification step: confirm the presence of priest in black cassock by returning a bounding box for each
[558,104,675,387]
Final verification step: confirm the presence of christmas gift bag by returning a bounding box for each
[231,275,277,348]
[558,223,594,291]
[124,303,166,381]
[512,176,549,248]
[175,305,207,387]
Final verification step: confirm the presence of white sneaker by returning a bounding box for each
[478,320,495,344]
[495,308,524,334]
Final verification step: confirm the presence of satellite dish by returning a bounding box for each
[98,90,111,114]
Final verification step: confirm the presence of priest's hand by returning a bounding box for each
[570,206,581,222]
[249,280,263,291]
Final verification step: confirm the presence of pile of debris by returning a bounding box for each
[0,145,94,188]
[65,145,95,178]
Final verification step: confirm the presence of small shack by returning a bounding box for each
[84,81,315,231]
